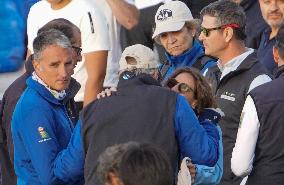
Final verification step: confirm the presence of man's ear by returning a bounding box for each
[273,46,281,65]
[224,27,234,43]
[33,60,41,72]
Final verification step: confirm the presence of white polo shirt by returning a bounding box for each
[27,0,110,101]
[85,0,135,87]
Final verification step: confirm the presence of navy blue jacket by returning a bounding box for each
[11,77,83,185]
[54,80,220,181]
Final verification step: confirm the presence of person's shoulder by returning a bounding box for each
[29,0,49,13]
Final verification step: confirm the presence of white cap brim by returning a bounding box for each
[152,21,186,40]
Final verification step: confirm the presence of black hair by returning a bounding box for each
[118,143,173,185]
[37,18,79,45]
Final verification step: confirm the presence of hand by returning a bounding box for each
[177,157,192,185]
[187,161,196,185]
[96,87,117,99]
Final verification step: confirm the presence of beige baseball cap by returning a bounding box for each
[152,1,194,40]
[119,44,159,71]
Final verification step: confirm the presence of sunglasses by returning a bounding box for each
[200,24,240,37]
[72,46,82,56]
[166,78,194,94]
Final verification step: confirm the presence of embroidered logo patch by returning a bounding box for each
[38,127,52,143]
[156,9,173,21]
[220,91,236,102]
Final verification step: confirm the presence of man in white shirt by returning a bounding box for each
[86,0,139,88]
[232,24,284,185]
[27,0,110,107]
[199,1,271,184]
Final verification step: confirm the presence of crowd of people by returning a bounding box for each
[1,0,284,185]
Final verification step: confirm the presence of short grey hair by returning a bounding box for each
[200,0,246,40]
[33,29,71,60]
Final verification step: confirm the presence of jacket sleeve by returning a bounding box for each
[231,95,259,177]
[195,126,223,185]
[54,121,84,182]
[174,95,219,166]
[16,106,65,185]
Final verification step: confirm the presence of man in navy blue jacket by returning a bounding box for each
[54,44,219,185]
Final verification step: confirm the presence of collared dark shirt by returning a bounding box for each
[257,28,277,74]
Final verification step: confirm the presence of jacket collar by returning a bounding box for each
[117,73,160,90]
[275,65,284,78]
[165,39,204,67]
[26,76,80,105]
[218,52,258,84]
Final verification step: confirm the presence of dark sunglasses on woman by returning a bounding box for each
[166,78,194,94]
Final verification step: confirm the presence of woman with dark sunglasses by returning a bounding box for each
[166,67,224,185]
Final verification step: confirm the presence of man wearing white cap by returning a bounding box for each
[51,44,219,185]
[152,1,217,82]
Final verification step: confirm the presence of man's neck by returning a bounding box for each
[50,0,72,10]
[218,42,247,66]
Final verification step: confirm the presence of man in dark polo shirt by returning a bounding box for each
[257,0,284,74]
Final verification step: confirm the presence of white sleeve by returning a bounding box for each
[27,4,40,52]
[248,74,272,93]
[231,95,260,177]
[125,0,135,5]
[80,8,110,53]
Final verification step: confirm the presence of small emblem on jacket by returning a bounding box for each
[220,91,236,101]
[38,127,51,143]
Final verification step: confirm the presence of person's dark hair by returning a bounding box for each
[200,0,246,41]
[33,29,71,60]
[119,143,173,185]
[37,18,79,45]
[275,24,284,58]
[167,67,217,114]
[96,142,173,185]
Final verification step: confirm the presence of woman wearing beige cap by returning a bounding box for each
[152,1,217,82]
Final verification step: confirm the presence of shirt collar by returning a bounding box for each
[218,48,254,80]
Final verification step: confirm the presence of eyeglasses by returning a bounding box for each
[200,24,240,37]
[72,46,82,56]
[166,78,194,94]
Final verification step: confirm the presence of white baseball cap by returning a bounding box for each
[152,1,194,40]
[119,44,159,71]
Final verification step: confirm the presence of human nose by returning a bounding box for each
[59,65,68,78]
[167,33,176,44]
[270,0,279,12]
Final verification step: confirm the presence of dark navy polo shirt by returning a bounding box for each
[257,28,277,75]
